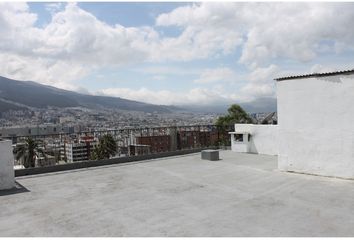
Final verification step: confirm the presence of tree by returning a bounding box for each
[215,104,253,146]
[216,104,253,127]
[91,134,117,160]
[13,137,46,168]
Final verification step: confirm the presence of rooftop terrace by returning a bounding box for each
[1,150,354,237]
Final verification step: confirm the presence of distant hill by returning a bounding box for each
[0,76,276,115]
[179,98,277,114]
[0,99,26,112]
[0,76,177,113]
[240,97,277,113]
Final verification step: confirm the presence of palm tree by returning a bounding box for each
[91,134,117,160]
[13,137,46,168]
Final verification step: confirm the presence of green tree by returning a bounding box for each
[216,104,253,126]
[13,137,46,168]
[91,134,117,160]
[215,104,253,146]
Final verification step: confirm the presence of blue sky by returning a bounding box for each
[1,2,354,106]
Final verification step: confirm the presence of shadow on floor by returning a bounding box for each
[0,181,30,196]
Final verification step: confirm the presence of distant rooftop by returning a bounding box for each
[275,69,354,81]
[1,151,354,237]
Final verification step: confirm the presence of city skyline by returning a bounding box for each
[0,2,354,107]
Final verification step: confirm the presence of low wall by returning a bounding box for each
[232,124,278,155]
[0,140,15,190]
[15,147,217,177]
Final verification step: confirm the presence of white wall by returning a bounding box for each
[230,132,251,153]
[231,124,278,155]
[0,140,15,190]
[277,73,354,179]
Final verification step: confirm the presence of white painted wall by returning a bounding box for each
[231,124,278,155]
[230,132,251,153]
[0,140,15,190]
[277,73,354,179]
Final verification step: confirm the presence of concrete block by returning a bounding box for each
[201,150,219,161]
[0,140,15,190]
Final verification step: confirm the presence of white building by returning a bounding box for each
[229,124,278,155]
[276,69,354,179]
[231,69,354,179]
[61,142,97,162]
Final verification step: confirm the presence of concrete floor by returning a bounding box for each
[1,150,354,237]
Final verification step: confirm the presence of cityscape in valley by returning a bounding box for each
[0,81,277,168]
[0,75,277,168]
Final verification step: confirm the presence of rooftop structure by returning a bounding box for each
[277,69,354,178]
[1,151,354,237]
[231,69,354,179]
[275,69,354,81]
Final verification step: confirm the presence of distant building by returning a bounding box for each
[59,116,76,124]
[136,135,171,153]
[128,144,151,156]
[0,124,75,140]
[61,136,97,162]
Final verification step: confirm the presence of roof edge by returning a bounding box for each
[274,69,354,81]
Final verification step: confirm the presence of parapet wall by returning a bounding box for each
[15,147,217,177]
[0,140,15,190]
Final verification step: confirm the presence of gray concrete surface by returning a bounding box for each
[1,150,354,237]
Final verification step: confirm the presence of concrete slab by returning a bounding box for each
[1,151,354,237]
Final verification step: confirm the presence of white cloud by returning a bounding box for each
[157,2,354,68]
[35,3,151,65]
[194,67,236,84]
[97,87,232,106]
[229,65,280,102]
[45,3,63,15]
[134,66,199,76]
[96,83,276,106]
[310,64,338,74]
[0,52,90,88]
[0,3,154,87]
[151,75,166,81]
[148,26,243,62]
[152,2,354,102]
[239,83,275,101]
[1,2,354,105]
[248,64,280,83]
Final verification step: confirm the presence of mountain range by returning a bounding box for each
[0,76,277,114]
[180,98,277,114]
[0,76,179,113]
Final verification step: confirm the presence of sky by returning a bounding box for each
[0,2,354,107]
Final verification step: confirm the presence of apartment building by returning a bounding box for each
[60,136,97,162]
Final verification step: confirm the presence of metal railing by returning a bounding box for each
[5,124,233,169]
